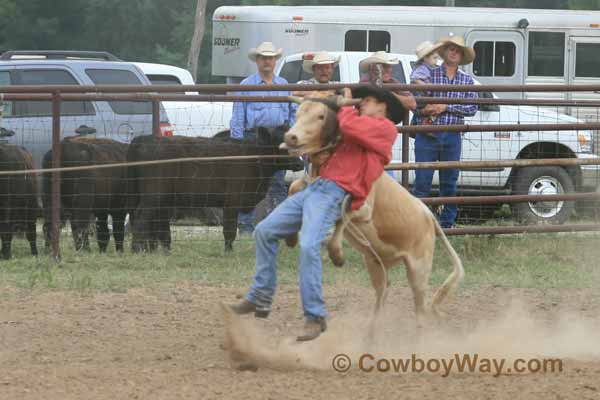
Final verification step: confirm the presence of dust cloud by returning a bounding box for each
[221,298,600,373]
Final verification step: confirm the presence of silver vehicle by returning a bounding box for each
[0,51,170,170]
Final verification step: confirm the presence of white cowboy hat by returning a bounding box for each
[359,51,399,73]
[436,35,476,65]
[248,42,283,62]
[302,51,340,74]
[415,41,444,62]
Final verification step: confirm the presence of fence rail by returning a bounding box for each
[1,82,599,261]
[3,82,600,93]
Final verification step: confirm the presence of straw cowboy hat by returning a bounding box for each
[352,85,405,124]
[415,41,444,62]
[359,51,399,73]
[248,42,283,62]
[302,51,341,74]
[436,35,476,65]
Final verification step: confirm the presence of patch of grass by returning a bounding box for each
[0,230,598,293]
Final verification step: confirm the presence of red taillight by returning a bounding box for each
[160,123,174,137]
[303,52,314,61]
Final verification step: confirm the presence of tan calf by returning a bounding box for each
[282,95,464,323]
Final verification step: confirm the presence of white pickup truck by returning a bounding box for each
[137,54,600,224]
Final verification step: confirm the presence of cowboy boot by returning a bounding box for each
[229,299,270,318]
[296,317,327,342]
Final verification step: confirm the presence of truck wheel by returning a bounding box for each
[511,166,575,225]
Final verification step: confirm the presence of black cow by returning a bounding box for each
[0,144,38,259]
[127,126,303,252]
[42,137,129,252]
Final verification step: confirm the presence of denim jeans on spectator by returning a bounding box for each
[237,129,290,235]
[246,178,346,320]
[412,132,462,228]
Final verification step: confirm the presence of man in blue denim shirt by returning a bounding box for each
[230,42,296,235]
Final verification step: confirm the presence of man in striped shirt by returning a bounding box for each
[412,36,479,228]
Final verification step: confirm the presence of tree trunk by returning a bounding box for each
[187,0,208,82]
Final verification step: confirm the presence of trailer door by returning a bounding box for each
[465,31,524,99]
[568,36,600,120]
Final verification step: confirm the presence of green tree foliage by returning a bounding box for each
[0,0,598,83]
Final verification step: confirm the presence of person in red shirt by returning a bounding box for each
[229,86,403,342]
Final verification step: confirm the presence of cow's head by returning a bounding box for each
[280,94,361,156]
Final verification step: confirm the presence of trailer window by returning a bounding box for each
[345,30,390,52]
[368,31,391,52]
[575,43,600,78]
[473,41,515,77]
[345,31,367,52]
[528,32,565,77]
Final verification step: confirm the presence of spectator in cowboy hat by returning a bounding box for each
[230,41,296,235]
[412,35,478,229]
[301,51,340,84]
[411,41,443,86]
[358,50,416,112]
[359,50,416,179]
[293,51,347,175]
[293,51,347,97]
[410,40,444,131]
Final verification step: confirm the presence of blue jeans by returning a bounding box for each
[237,130,289,234]
[246,178,346,320]
[412,132,462,228]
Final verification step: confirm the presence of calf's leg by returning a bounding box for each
[111,211,126,253]
[404,252,434,327]
[26,220,37,257]
[1,229,12,260]
[96,213,110,252]
[222,206,238,252]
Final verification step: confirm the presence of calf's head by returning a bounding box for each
[281,95,360,156]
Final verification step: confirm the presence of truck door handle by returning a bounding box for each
[0,127,15,137]
[75,125,97,135]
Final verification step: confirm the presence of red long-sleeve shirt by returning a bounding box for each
[319,106,398,210]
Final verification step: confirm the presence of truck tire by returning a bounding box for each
[511,166,575,225]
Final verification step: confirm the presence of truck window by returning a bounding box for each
[145,74,185,94]
[146,74,183,86]
[359,63,406,84]
[86,69,152,115]
[279,60,340,83]
[17,70,95,117]
[528,32,565,77]
[345,30,390,52]
[473,41,516,77]
[575,43,600,78]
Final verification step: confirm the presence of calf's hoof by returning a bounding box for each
[327,244,345,267]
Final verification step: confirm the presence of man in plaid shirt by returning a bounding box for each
[412,36,479,228]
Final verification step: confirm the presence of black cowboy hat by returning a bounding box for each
[351,85,406,124]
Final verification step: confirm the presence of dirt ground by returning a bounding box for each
[1,284,600,400]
